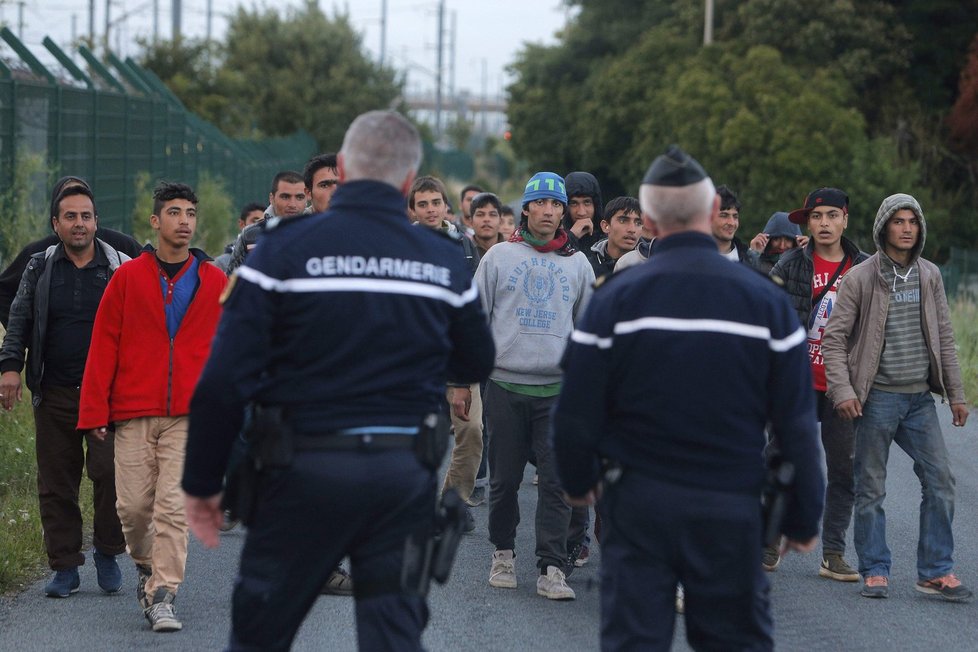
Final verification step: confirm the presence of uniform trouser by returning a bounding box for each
[442,384,483,501]
[229,448,434,652]
[816,391,855,556]
[34,385,125,570]
[484,382,571,569]
[114,416,189,598]
[600,471,772,652]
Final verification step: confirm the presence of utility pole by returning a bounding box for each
[703,0,714,45]
[89,0,95,47]
[17,1,24,40]
[153,0,159,43]
[480,58,487,136]
[449,10,456,109]
[173,0,182,44]
[104,0,110,53]
[380,0,387,65]
[435,0,444,138]
[206,0,213,42]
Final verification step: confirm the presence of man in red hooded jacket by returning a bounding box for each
[79,181,226,633]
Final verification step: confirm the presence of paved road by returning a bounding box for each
[1,404,976,651]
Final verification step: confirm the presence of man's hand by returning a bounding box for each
[185,493,224,549]
[795,235,810,248]
[782,535,818,555]
[749,233,768,253]
[448,386,471,421]
[570,220,593,239]
[88,427,108,441]
[951,403,969,427]
[564,485,602,507]
[0,370,22,411]
[835,399,862,420]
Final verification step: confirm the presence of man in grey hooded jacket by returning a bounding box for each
[823,193,971,602]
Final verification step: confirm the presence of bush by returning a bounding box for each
[0,153,54,268]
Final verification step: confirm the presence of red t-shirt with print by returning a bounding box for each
[808,253,852,391]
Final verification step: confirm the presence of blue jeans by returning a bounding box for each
[853,389,955,581]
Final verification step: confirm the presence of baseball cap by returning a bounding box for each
[788,187,849,224]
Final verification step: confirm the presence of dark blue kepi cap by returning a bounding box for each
[641,145,708,187]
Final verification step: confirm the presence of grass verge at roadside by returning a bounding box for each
[951,296,978,405]
[0,392,93,594]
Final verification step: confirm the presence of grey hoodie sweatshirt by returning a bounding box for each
[475,240,594,384]
[872,193,930,390]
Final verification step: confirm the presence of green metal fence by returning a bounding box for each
[0,28,316,235]
[942,247,978,301]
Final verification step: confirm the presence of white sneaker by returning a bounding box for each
[537,565,575,600]
[489,549,517,589]
[675,584,685,614]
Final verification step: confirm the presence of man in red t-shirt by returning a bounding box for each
[769,188,869,580]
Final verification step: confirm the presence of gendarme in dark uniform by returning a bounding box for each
[181,111,495,651]
[552,146,825,651]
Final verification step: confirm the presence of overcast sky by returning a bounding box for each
[11,0,571,100]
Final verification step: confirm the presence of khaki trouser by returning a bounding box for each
[114,416,189,598]
[442,384,483,501]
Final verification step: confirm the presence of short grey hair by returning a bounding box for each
[340,111,422,187]
[639,177,716,229]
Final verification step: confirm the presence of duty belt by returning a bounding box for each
[293,433,416,451]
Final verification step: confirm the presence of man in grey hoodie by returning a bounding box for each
[823,193,971,602]
[476,171,594,601]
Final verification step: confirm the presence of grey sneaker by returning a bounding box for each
[537,565,575,600]
[861,575,889,599]
[144,588,182,632]
[819,553,859,582]
[915,573,974,602]
[466,485,486,507]
[489,549,517,589]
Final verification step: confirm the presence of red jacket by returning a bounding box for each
[78,249,227,428]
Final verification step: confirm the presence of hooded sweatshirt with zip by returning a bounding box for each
[78,247,227,428]
[823,193,965,408]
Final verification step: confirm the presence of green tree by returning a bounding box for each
[139,1,403,152]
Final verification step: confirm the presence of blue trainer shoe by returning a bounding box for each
[93,549,123,594]
[44,568,80,598]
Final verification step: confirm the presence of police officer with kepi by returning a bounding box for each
[552,145,826,651]
[181,110,495,651]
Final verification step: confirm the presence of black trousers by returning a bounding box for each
[33,385,124,570]
[484,382,570,569]
[599,471,773,652]
[228,447,435,652]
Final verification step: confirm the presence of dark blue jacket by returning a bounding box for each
[183,179,495,497]
[552,231,825,541]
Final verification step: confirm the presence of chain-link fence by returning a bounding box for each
[0,28,315,236]
[943,247,978,301]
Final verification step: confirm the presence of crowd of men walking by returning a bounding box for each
[0,108,971,651]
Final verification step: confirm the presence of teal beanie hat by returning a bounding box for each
[521,171,567,207]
